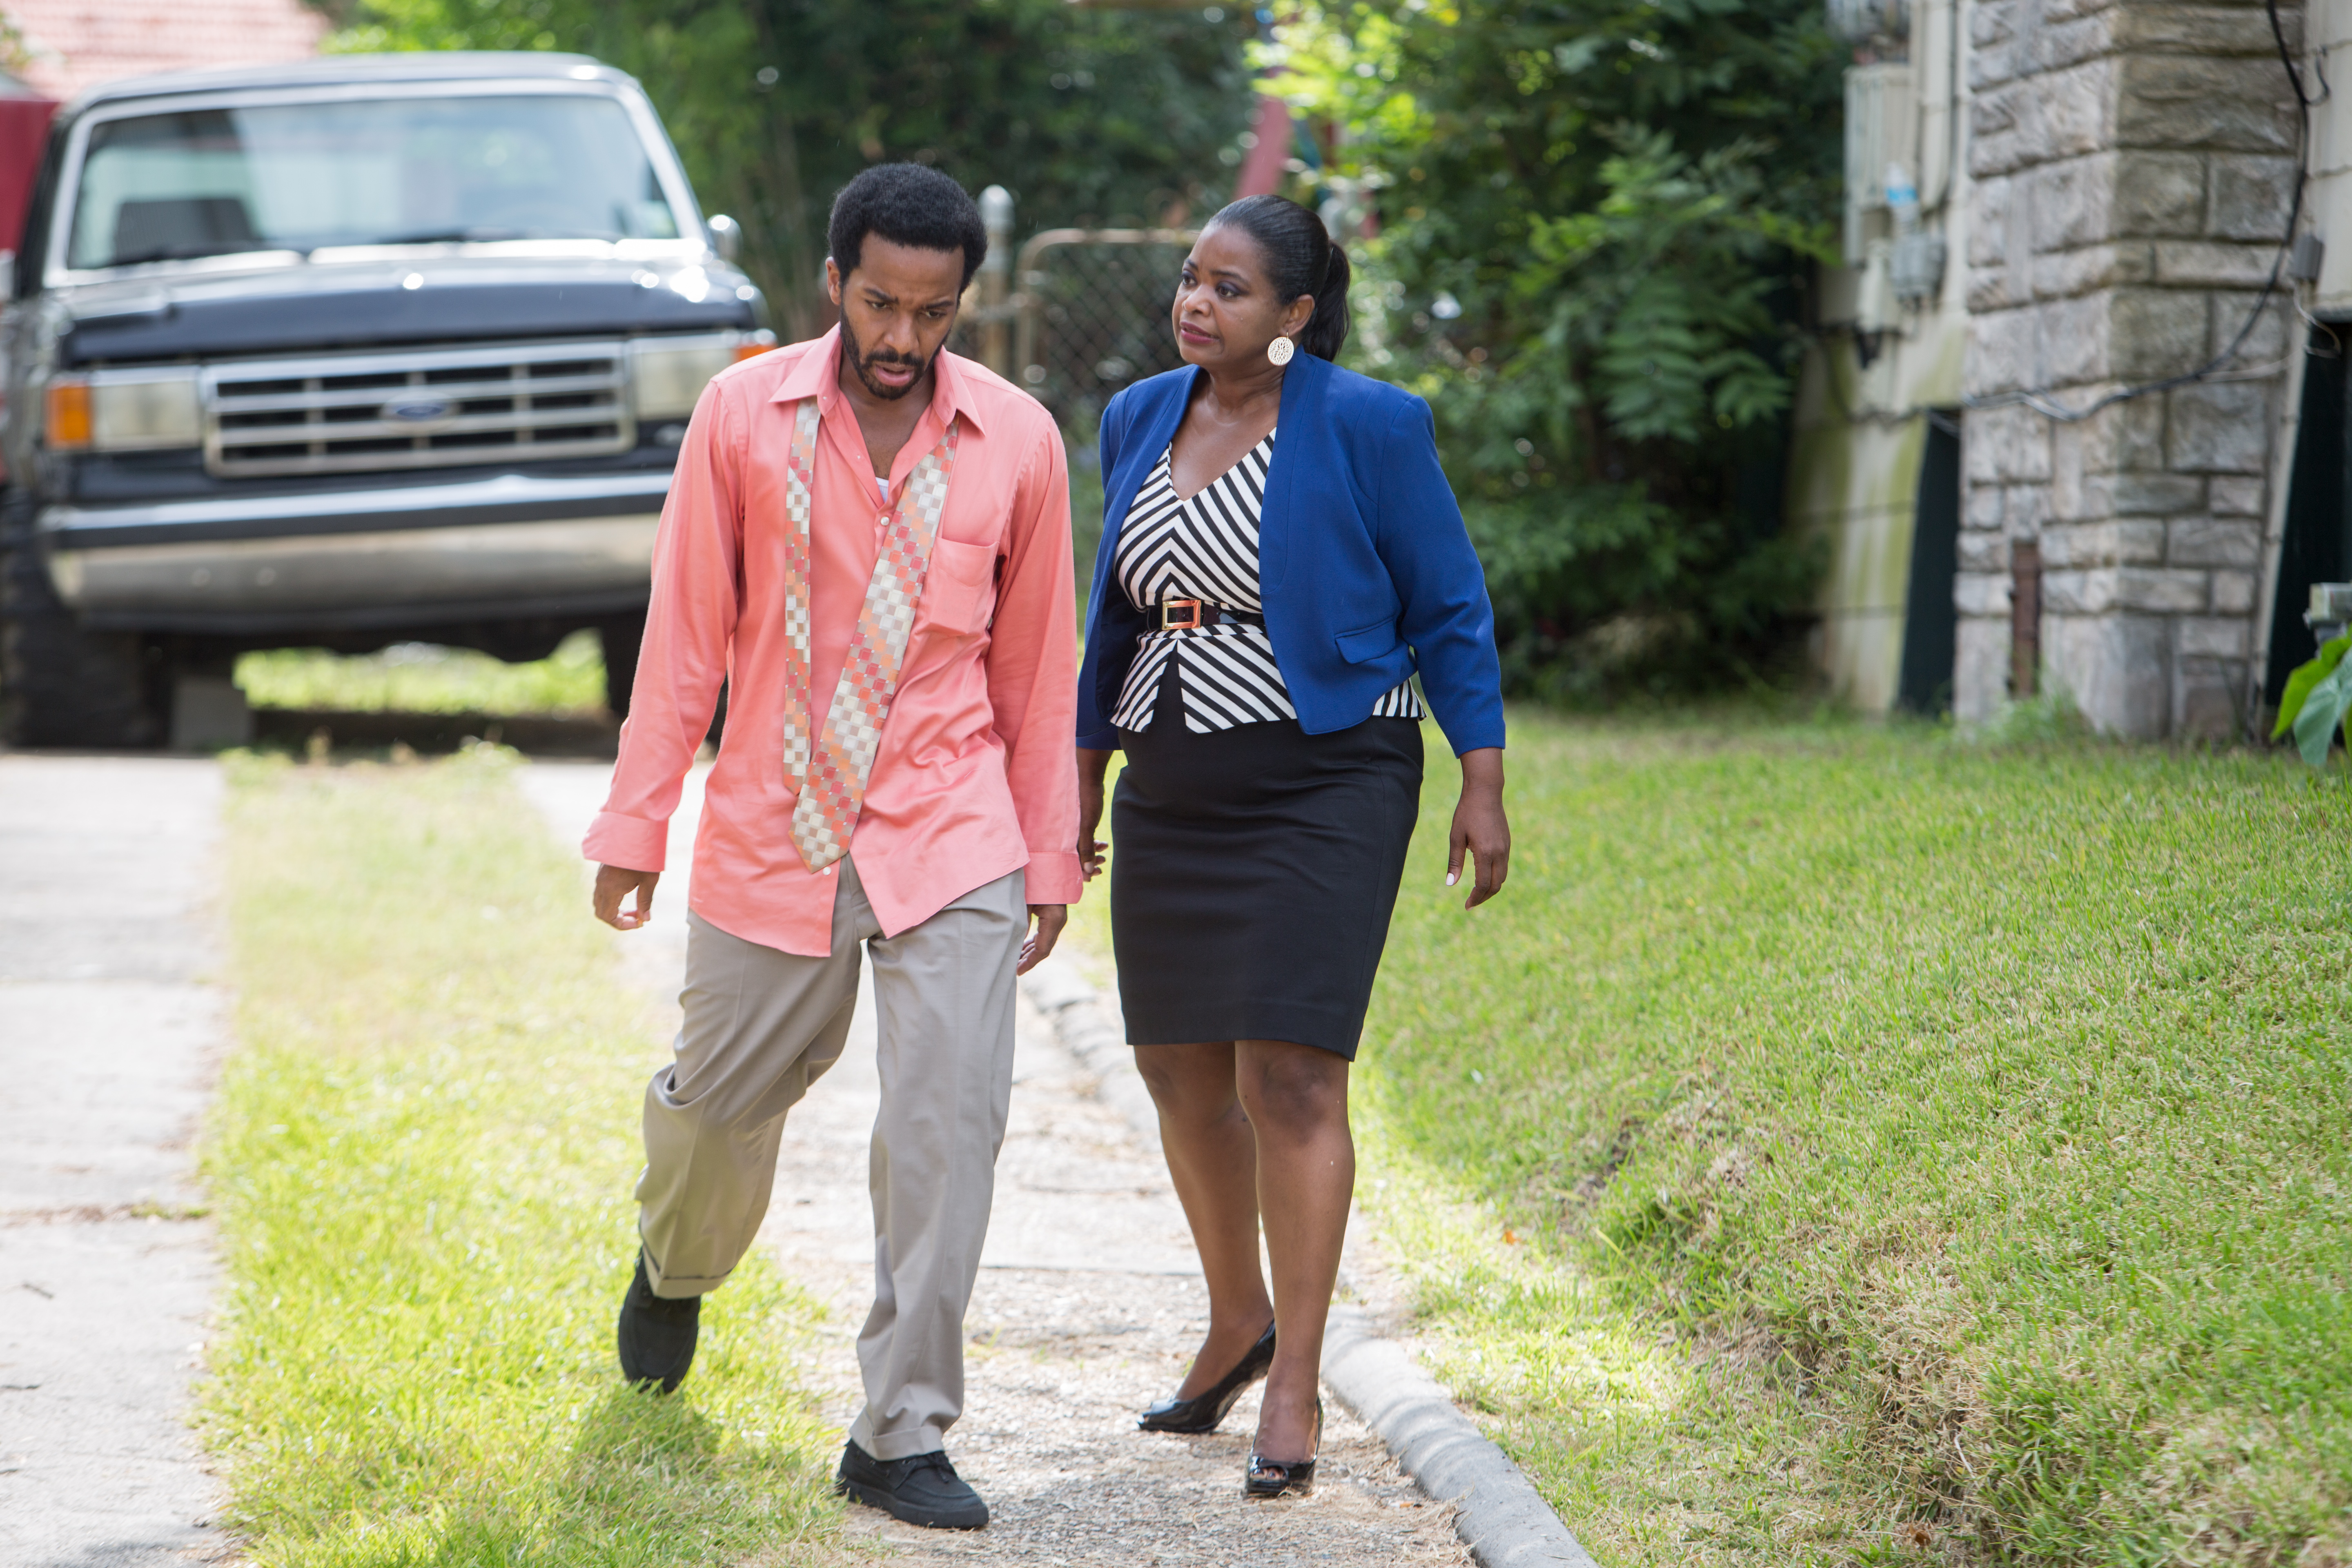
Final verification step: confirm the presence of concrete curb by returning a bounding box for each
[1018,956,1601,1568]
[1019,957,1161,1158]
[1321,1307,1601,1568]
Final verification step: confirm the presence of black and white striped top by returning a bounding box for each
[1109,431,1422,733]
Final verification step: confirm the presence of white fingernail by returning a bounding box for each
[1446,871,1459,886]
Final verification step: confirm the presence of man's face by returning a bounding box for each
[826,236,968,401]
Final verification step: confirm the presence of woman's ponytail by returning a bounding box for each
[1205,194,1352,362]
[1299,237,1351,363]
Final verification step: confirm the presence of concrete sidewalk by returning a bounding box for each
[520,760,1472,1567]
[0,756,233,1567]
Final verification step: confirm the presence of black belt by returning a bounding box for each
[1156,598,1263,631]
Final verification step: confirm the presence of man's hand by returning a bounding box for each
[594,864,660,931]
[1020,904,1067,975]
[1446,748,1511,910]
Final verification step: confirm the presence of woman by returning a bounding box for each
[1074,195,1510,1498]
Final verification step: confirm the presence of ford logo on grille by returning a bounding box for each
[383,397,457,427]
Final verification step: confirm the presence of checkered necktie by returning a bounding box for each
[777,396,961,871]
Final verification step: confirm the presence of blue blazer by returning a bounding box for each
[1076,352,1506,756]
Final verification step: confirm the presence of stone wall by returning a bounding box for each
[1958,0,2300,735]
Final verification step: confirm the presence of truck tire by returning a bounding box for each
[598,610,646,719]
[0,540,166,748]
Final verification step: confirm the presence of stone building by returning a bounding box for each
[1790,0,2341,739]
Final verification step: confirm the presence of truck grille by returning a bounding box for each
[201,339,635,478]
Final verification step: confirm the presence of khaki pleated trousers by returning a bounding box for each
[635,858,1025,1460]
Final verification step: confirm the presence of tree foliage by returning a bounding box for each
[1272,0,1844,696]
[331,0,1255,334]
[330,0,1843,693]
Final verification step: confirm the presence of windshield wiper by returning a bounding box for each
[103,241,282,268]
[109,223,639,269]
[355,227,514,247]
[333,226,624,249]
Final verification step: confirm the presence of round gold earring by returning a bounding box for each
[1267,335,1296,367]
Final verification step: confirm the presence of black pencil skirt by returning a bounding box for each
[1109,677,1424,1060]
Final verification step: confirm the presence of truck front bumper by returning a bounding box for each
[38,470,671,633]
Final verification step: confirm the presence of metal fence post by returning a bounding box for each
[980,185,1013,380]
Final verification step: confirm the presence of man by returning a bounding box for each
[584,163,1078,1532]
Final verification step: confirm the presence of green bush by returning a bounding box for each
[1271,0,1843,697]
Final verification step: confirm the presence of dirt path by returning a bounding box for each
[520,761,1470,1567]
[0,756,232,1567]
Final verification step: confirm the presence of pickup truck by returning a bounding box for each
[0,51,771,747]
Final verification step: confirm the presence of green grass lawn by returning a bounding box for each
[204,748,851,1567]
[235,631,609,717]
[1073,710,2352,1566]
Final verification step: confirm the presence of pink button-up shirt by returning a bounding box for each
[584,329,1081,956]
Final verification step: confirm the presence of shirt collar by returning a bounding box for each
[771,324,991,437]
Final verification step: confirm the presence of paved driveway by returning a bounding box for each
[0,756,232,1567]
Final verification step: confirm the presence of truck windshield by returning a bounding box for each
[67,93,686,270]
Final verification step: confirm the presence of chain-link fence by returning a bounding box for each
[1009,229,1196,437]
[944,225,1198,594]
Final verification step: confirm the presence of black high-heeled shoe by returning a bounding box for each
[1136,1319,1276,1433]
[1243,1396,1323,1499]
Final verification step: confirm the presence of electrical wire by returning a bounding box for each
[2295,289,2341,358]
[1960,0,2311,423]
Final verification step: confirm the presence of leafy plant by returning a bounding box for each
[2271,631,2352,768]
[1268,0,1843,695]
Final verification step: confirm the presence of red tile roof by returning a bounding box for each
[4,0,326,102]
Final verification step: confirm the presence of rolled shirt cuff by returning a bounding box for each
[584,811,668,873]
[1022,849,1084,905]
[1076,726,1120,752]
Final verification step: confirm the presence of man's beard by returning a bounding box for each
[840,315,933,401]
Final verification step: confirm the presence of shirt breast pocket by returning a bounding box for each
[922,537,999,635]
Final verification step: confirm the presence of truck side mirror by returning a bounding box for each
[707,215,740,264]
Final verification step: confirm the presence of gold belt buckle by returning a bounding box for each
[1160,598,1204,632]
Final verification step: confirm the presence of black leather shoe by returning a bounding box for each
[1137,1318,1276,1433]
[834,1439,989,1530]
[1243,1396,1323,1499]
[615,1252,699,1393]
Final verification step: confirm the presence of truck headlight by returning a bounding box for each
[630,332,776,422]
[46,369,203,452]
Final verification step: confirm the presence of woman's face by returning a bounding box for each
[1171,224,1314,372]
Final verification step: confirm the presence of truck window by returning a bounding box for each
[66,93,684,271]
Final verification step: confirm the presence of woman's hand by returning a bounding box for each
[1446,748,1510,909]
[1077,747,1113,880]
